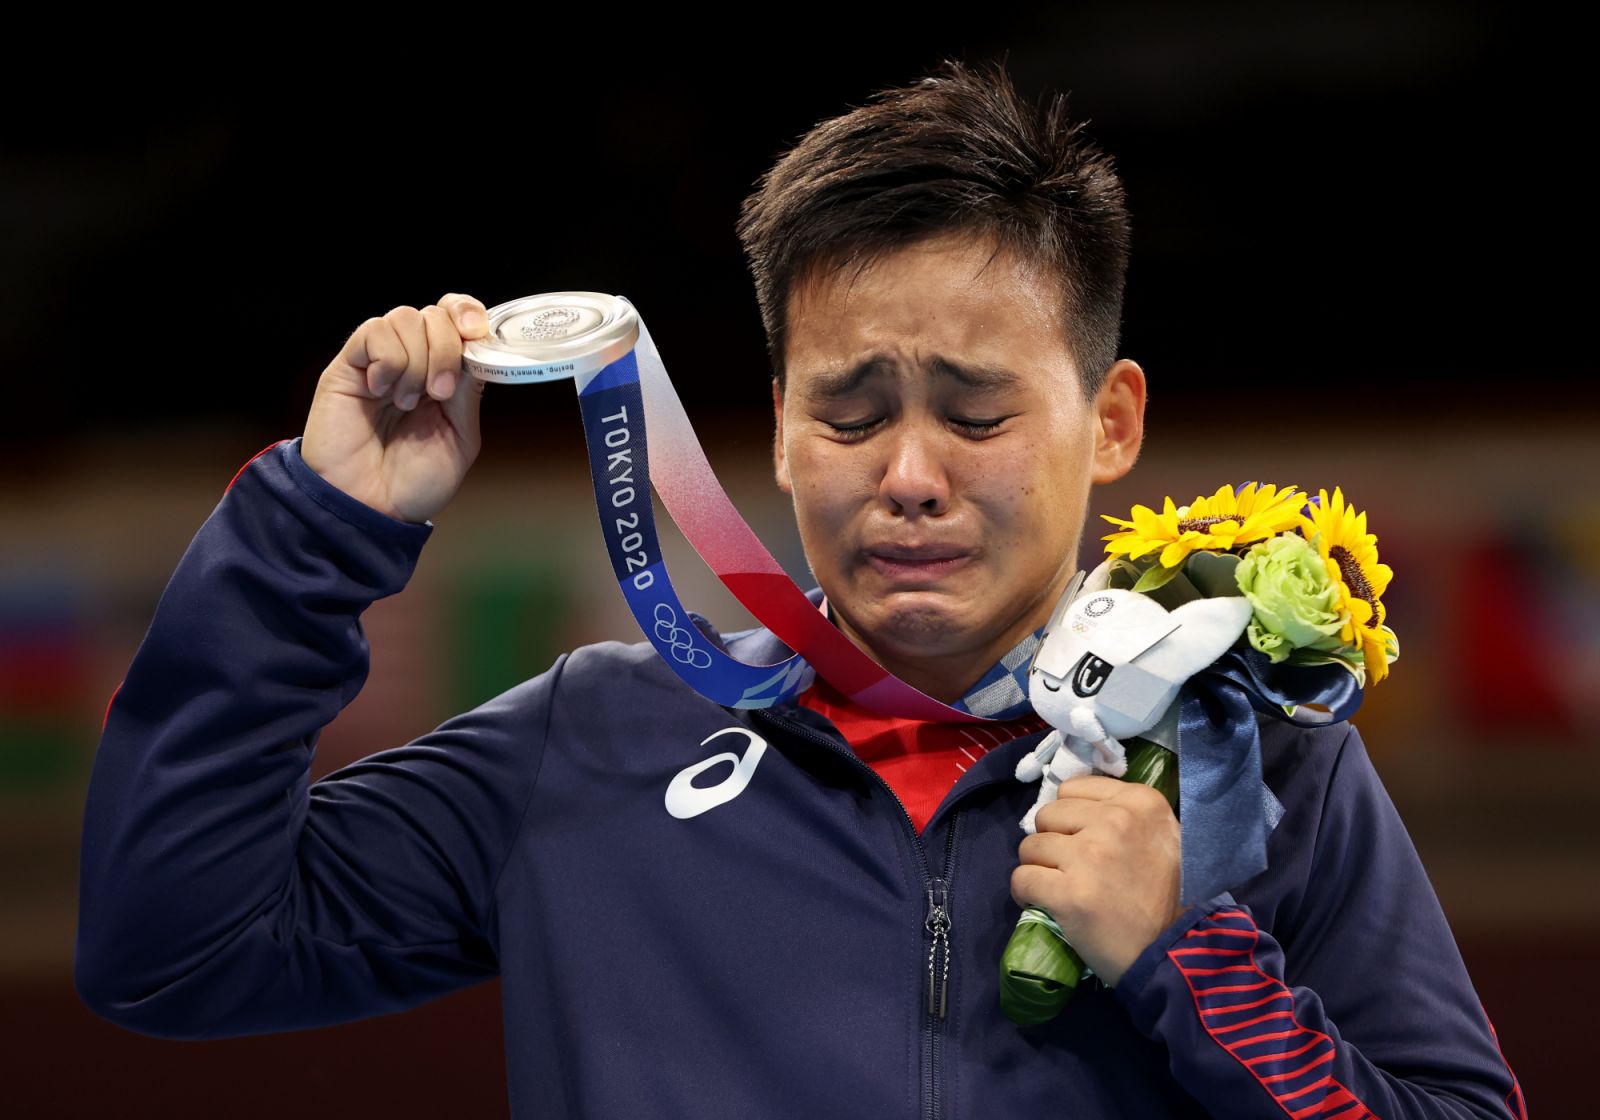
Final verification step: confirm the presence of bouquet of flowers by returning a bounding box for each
[1106,482,1397,686]
[999,482,1398,1026]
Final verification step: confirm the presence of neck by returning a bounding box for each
[842,635,1011,705]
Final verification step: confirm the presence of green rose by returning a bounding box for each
[1234,535,1348,662]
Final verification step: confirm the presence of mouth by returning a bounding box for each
[864,544,975,582]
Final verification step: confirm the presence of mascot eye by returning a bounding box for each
[1039,675,1061,692]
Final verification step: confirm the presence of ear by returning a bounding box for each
[1159,595,1254,674]
[772,378,792,494]
[1089,359,1147,485]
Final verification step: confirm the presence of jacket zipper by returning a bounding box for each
[926,814,959,1120]
[750,707,961,1120]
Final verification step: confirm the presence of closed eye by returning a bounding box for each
[823,414,1012,440]
[950,416,1011,437]
[824,418,886,441]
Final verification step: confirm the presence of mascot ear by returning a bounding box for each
[1155,596,1254,677]
[1028,570,1084,678]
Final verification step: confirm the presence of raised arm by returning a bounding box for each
[75,296,560,1039]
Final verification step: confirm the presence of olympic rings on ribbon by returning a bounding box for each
[653,602,713,669]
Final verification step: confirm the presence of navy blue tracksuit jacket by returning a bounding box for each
[76,436,1528,1118]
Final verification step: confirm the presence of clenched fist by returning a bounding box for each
[1010,774,1183,988]
[301,293,492,525]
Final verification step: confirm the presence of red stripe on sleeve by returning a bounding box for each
[101,679,122,732]
[1480,1000,1528,1120]
[224,438,292,496]
[1201,991,1292,1017]
[1214,1010,1295,1035]
[1183,926,1257,939]
[1178,963,1260,976]
[1259,1049,1335,1085]
[1321,1103,1369,1120]
[1172,945,1261,958]
[1201,979,1277,996]
[1243,1036,1327,1067]
[1225,1027,1315,1051]
[1288,1084,1351,1117]
[1169,907,1377,1120]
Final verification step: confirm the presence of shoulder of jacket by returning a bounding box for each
[1256,715,1358,813]
[560,637,662,679]
[1228,716,1363,932]
[1256,712,1354,756]
[1257,711,1354,758]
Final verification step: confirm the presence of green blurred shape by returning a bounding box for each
[0,718,81,792]
[445,554,575,712]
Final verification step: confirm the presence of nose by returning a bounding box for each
[879,420,950,517]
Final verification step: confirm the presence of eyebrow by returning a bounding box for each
[930,356,1026,391]
[803,354,1025,402]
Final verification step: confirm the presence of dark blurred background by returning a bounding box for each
[4,3,1589,1115]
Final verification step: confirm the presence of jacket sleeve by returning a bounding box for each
[1112,724,1528,1120]
[75,436,559,1040]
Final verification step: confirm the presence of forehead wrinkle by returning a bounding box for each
[801,354,896,404]
[927,355,1025,392]
[801,351,1027,405]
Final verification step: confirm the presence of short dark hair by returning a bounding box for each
[736,58,1131,401]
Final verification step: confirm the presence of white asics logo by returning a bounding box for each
[665,727,768,819]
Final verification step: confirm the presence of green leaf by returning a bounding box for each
[1184,550,1243,599]
[1131,561,1184,594]
[1143,566,1210,611]
[999,910,1084,1025]
[1107,558,1143,591]
[1286,646,1363,672]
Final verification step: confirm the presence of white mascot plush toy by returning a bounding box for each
[1016,567,1254,834]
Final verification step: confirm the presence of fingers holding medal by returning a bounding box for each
[301,292,492,526]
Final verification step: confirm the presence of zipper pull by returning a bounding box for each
[925,877,951,1019]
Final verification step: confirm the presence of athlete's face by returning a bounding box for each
[773,232,1146,703]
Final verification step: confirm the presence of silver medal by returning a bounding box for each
[462,292,640,384]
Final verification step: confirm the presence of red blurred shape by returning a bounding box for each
[1453,533,1575,739]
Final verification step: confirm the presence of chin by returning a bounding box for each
[861,598,977,655]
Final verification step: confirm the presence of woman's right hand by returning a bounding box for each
[301,293,492,525]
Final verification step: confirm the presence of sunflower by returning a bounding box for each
[1101,482,1308,571]
[1298,486,1397,684]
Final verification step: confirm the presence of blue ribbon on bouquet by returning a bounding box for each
[1174,647,1363,906]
